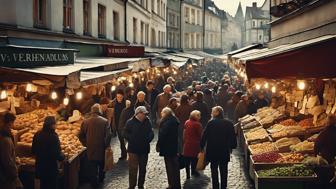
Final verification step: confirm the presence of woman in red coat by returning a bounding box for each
[183,110,203,179]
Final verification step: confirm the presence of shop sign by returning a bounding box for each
[106,45,144,58]
[0,45,75,68]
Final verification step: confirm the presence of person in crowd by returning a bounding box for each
[203,88,216,113]
[314,115,336,189]
[100,97,112,126]
[144,80,159,110]
[234,94,249,123]
[125,86,136,106]
[201,106,237,189]
[155,75,166,93]
[191,91,210,128]
[153,85,172,126]
[247,96,257,115]
[157,107,181,189]
[134,91,151,111]
[78,104,112,187]
[167,76,177,93]
[168,97,179,113]
[109,89,126,137]
[32,116,65,189]
[183,110,202,179]
[0,112,22,189]
[226,91,243,121]
[118,100,134,160]
[215,84,231,115]
[124,106,154,189]
[175,95,194,153]
[254,92,269,110]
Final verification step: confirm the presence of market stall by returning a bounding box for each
[233,35,336,189]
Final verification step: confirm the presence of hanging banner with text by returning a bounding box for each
[105,45,144,58]
[0,45,76,68]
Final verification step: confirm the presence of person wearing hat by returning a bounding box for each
[78,104,112,188]
[32,116,65,189]
[124,106,154,189]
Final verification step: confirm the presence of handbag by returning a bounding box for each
[196,152,206,171]
[178,155,186,169]
[104,147,114,171]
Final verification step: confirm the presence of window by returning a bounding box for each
[191,33,194,48]
[63,0,73,30]
[145,24,149,45]
[113,11,120,40]
[33,0,46,28]
[259,35,262,40]
[158,31,161,47]
[83,0,90,34]
[140,21,144,44]
[152,0,155,11]
[133,18,137,43]
[163,4,165,19]
[157,0,160,15]
[196,34,200,48]
[151,28,156,47]
[196,10,200,25]
[252,21,256,28]
[185,7,190,23]
[98,4,106,37]
[191,9,195,24]
[185,33,189,48]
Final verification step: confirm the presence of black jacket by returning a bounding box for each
[144,88,159,109]
[124,117,154,154]
[191,101,210,128]
[200,117,237,162]
[32,129,65,179]
[157,115,180,157]
[119,107,135,131]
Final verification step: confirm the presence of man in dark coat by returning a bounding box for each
[157,107,181,189]
[79,104,112,187]
[191,91,210,128]
[254,92,269,110]
[134,91,151,112]
[144,80,159,109]
[32,116,65,189]
[124,106,154,189]
[0,112,21,189]
[118,100,134,160]
[201,106,237,189]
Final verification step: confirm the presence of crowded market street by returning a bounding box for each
[80,131,254,189]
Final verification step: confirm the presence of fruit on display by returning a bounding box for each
[290,140,314,152]
[257,164,314,177]
[242,120,261,130]
[245,127,269,142]
[271,126,304,138]
[298,118,314,128]
[267,124,285,134]
[249,142,278,155]
[275,137,301,150]
[252,152,282,163]
[276,153,305,163]
[279,119,297,126]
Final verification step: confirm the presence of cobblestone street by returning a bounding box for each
[80,130,254,189]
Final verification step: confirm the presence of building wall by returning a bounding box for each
[167,0,180,49]
[221,12,242,53]
[269,0,336,47]
[181,1,204,50]
[244,18,269,45]
[204,11,221,49]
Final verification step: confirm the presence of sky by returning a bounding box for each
[213,0,266,17]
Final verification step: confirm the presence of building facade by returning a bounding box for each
[150,0,167,48]
[243,0,270,46]
[166,0,181,49]
[204,0,222,54]
[221,10,243,53]
[181,0,204,51]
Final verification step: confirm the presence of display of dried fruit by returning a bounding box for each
[249,142,278,155]
[290,140,314,152]
[257,164,314,177]
[252,152,282,163]
[298,118,314,128]
[275,137,301,150]
[276,153,305,163]
[271,126,304,139]
[245,128,269,142]
[279,119,298,126]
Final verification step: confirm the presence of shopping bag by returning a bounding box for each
[178,155,186,169]
[104,147,114,171]
[196,152,206,171]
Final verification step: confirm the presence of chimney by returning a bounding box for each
[252,2,257,7]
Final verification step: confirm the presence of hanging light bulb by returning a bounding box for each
[255,84,261,90]
[271,86,276,93]
[0,90,7,99]
[133,73,138,78]
[173,70,177,75]
[51,91,58,100]
[129,83,134,88]
[264,82,269,89]
[111,86,116,92]
[239,72,245,78]
[297,80,306,90]
[146,69,150,73]
[63,97,69,106]
[188,64,193,69]
[76,91,83,100]
[26,83,33,92]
